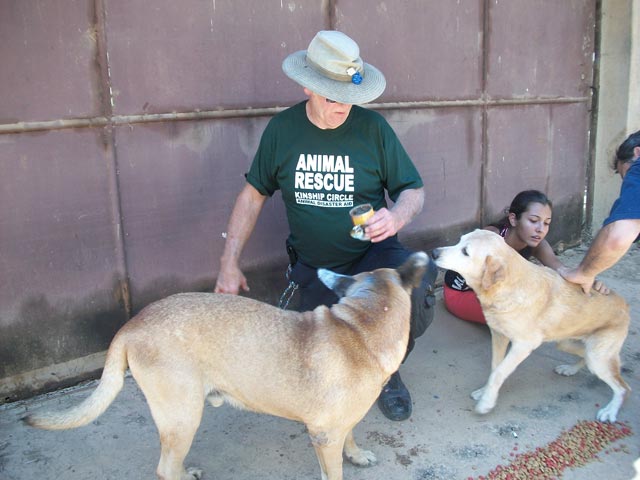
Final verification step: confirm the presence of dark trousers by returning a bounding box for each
[282,236,438,361]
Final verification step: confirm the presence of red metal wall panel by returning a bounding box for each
[0,0,101,123]
[113,118,289,311]
[487,0,595,98]
[336,0,484,102]
[381,107,484,236]
[0,129,127,378]
[105,0,328,113]
[485,102,589,244]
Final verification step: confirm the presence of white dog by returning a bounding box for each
[432,229,630,422]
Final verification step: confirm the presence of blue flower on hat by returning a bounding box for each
[346,66,363,85]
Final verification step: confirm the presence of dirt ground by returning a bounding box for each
[1,244,639,480]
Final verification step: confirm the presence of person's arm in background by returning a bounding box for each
[366,187,425,243]
[533,239,610,294]
[214,183,268,294]
[559,218,640,294]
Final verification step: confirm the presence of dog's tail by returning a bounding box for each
[23,331,128,430]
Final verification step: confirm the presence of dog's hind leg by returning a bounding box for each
[153,400,204,480]
[136,372,205,480]
[309,428,348,480]
[343,429,376,467]
[554,340,586,376]
[583,333,630,423]
[475,340,540,415]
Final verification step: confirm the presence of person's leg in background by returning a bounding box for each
[282,260,338,311]
[278,240,338,311]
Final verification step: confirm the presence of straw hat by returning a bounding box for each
[282,31,386,105]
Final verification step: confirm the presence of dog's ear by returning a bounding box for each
[317,269,356,298]
[481,255,505,290]
[397,252,429,289]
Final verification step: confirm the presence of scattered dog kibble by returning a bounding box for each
[469,420,633,480]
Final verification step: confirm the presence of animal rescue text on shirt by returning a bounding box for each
[293,153,355,207]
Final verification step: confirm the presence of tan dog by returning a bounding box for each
[25,252,428,480]
[432,230,630,422]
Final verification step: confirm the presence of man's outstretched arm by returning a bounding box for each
[559,219,640,293]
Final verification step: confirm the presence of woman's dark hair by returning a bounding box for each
[494,190,552,230]
[613,129,640,172]
[507,190,553,219]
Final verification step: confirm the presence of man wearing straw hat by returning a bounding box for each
[215,31,437,422]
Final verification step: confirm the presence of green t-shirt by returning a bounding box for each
[246,101,423,268]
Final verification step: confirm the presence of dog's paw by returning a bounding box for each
[346,449,377,467]
[474,399,495,415]
[185,467,203,479]
[596,404,619,423]
[471,387,485,400]
[474,390,497,415]
[207,393,224,407]
[475,400,495,415]
[554,363,582,377]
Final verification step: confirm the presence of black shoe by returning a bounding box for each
[377,371,412,421]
